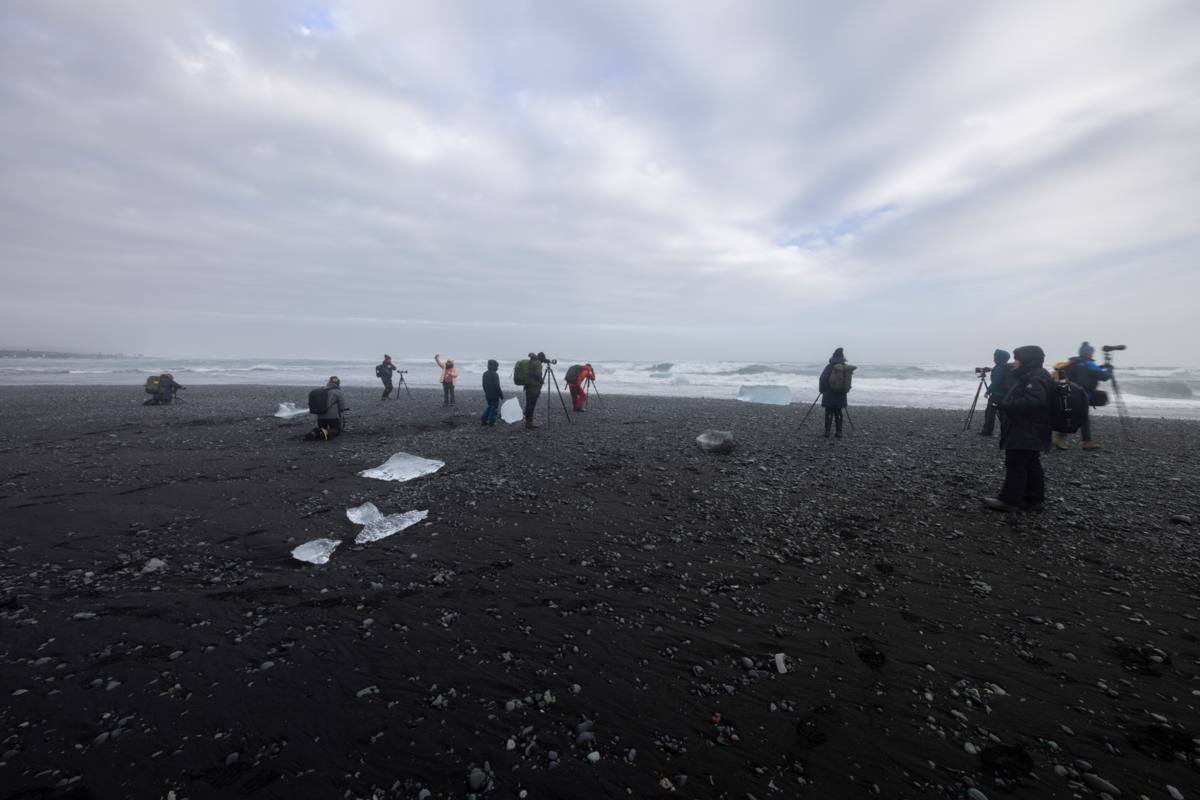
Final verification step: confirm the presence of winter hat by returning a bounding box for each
[1012,345,1045,368]
[328,375,340,386]
[1078,341,1095,358]
[993,349,1010,364]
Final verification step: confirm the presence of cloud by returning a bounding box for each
[1,1,1197,363]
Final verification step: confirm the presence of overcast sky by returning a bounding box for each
[2,1,1198,364]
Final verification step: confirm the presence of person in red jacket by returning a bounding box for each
[566,363,596,412]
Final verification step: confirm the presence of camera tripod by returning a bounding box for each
[798,393,856,432]
[962,371,990,432]
[395,372,413,400]
[1103,348,1131,439]
[584,376,602,408]
[539,363,573,426]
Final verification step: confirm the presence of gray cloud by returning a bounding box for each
[1,0,1198,363]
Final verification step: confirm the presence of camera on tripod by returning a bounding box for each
[538,355,558,365]
[1101,344,1126,353]
[974,366,991,376]
[397,369,408,374]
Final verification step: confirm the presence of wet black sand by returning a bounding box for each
[1,385,1198,799]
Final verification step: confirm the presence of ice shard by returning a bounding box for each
[291,538,341,564]
[353,509,429,544]
[274,402,309,419]
[358,452,444,482]
[500,397,523,424]
[695,430,735,454]
[735,385,793,405]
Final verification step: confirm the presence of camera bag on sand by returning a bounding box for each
[308,388,331,415]
[828,363,856,392]
[513,359,531,386]
[144,375,161,395]
[1049,379,1088,434]
[1090,389,1109,408]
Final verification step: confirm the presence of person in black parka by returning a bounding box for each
[480,359,504,426]
[983,345,1054,512]
[818,347,849,438]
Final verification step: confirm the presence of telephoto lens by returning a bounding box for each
[1102,344,1126,352]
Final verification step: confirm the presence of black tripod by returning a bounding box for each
[962,371,989,432]
[1103,350,1132,439]
[584,376,602,408]
[798,393,821,428]
[395,372,413,400]
[540,363,573,426]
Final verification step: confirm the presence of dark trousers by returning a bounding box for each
[569,382,586,411]
[981,398,1004,436]
[309,417,342,440]
[481,398,499,424]
[824,408,843,435]
[525,386,541,419]
[381,380,393,399]
[999,449,1044,506]
[442,382,455,406]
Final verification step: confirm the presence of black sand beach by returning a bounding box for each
[1,384,1198,799]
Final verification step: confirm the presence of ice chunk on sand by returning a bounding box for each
[696,430,735,454]
[736,385,792,405]
[345,502,429,543]
[500,397,523,424]
[358,452,444,482]
[292,538,341,565]
[274,402,308,419]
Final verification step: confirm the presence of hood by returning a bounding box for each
[829,347,845,364]
[993,349,1010,365]
[487,359,499,371]
[1012,345,1045,370]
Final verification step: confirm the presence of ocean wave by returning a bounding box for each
[1120,380,1194,399]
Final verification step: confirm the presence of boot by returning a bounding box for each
[982,496,1021,512]
[525,416,535,429]
[1082,440,1102,450]
[1052,436,1069,450]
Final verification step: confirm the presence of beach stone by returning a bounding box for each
[467,768,487,791]
[967,789,989,800]
[1166,786,1183,800]
[141,558,167,574]
[695,430,735,454]
[1169,514,1191,525]
[1081,774,1121,795]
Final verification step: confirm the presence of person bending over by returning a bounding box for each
[983,345,1053,512]
[566,363,596,412]
[144,373,185,405]
[1054,341,1111,451]
[481,359,504,426]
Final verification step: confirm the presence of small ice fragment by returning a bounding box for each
[274,402,308,419]
[358,452,444,483]
[774,653,788,674]
[696,430,735,454]
[355,510,429,544]
[500,397,523,424]
[291,538,341,565]
[346,502,385,526]
[736,385,793,405]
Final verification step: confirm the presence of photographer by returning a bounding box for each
[980,349,1011,437]
[144,372,185,405]
[1053,341,1111,451]
[306,376,348,441]
[524,352,547,429]
[377,355,397,400]
[983,345,1053,512]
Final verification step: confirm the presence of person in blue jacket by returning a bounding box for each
[980,349,1010,437]
[1054,341,1111,451]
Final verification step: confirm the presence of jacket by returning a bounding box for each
[1065,356,1110,397]
[998,347,1052,451]
[482,360,504,401]
[155,375,184,402]
[434,356,458,385]
[524,357,545,389]
[378,361,396,381]
[819,357,848,409]
[318,385,348,420]
[988,349,1010,397]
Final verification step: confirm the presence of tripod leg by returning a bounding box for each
[963,378,985,432]
[798,394,821,428]
[1109,374,1132,440]
[548,367,571,423]
[844,407,855,431]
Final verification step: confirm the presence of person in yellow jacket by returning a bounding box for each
[434,354,458,407]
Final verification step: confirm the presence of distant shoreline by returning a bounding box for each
[0,349,139,359]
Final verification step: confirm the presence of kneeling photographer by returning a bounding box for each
[1053,341,1112,451]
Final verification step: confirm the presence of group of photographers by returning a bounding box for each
[981,340,1116,513]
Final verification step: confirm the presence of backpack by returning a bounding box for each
[308,388,331,415]
[1048,379,1089,434]
[513,359,530,386]
[827,363,855,392]
[375,364,384,378]
[144,375,161,395]
[565,364,583,384]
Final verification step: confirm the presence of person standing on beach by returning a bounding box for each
[818,348,851,438]
[1053,341,1111,451]
[377,355,397,400]
[983,345,1053,512]
[523,352,546,429]
[434,354,458,407]
[307,376,348,441]
[481,359,504,426]
[980,349,1011,437]
[566,363,596,412]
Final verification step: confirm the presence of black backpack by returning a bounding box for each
[375,364,384,378]
[565,364,583,384]
[308,388,331,415]
[1048,379,1088,434]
